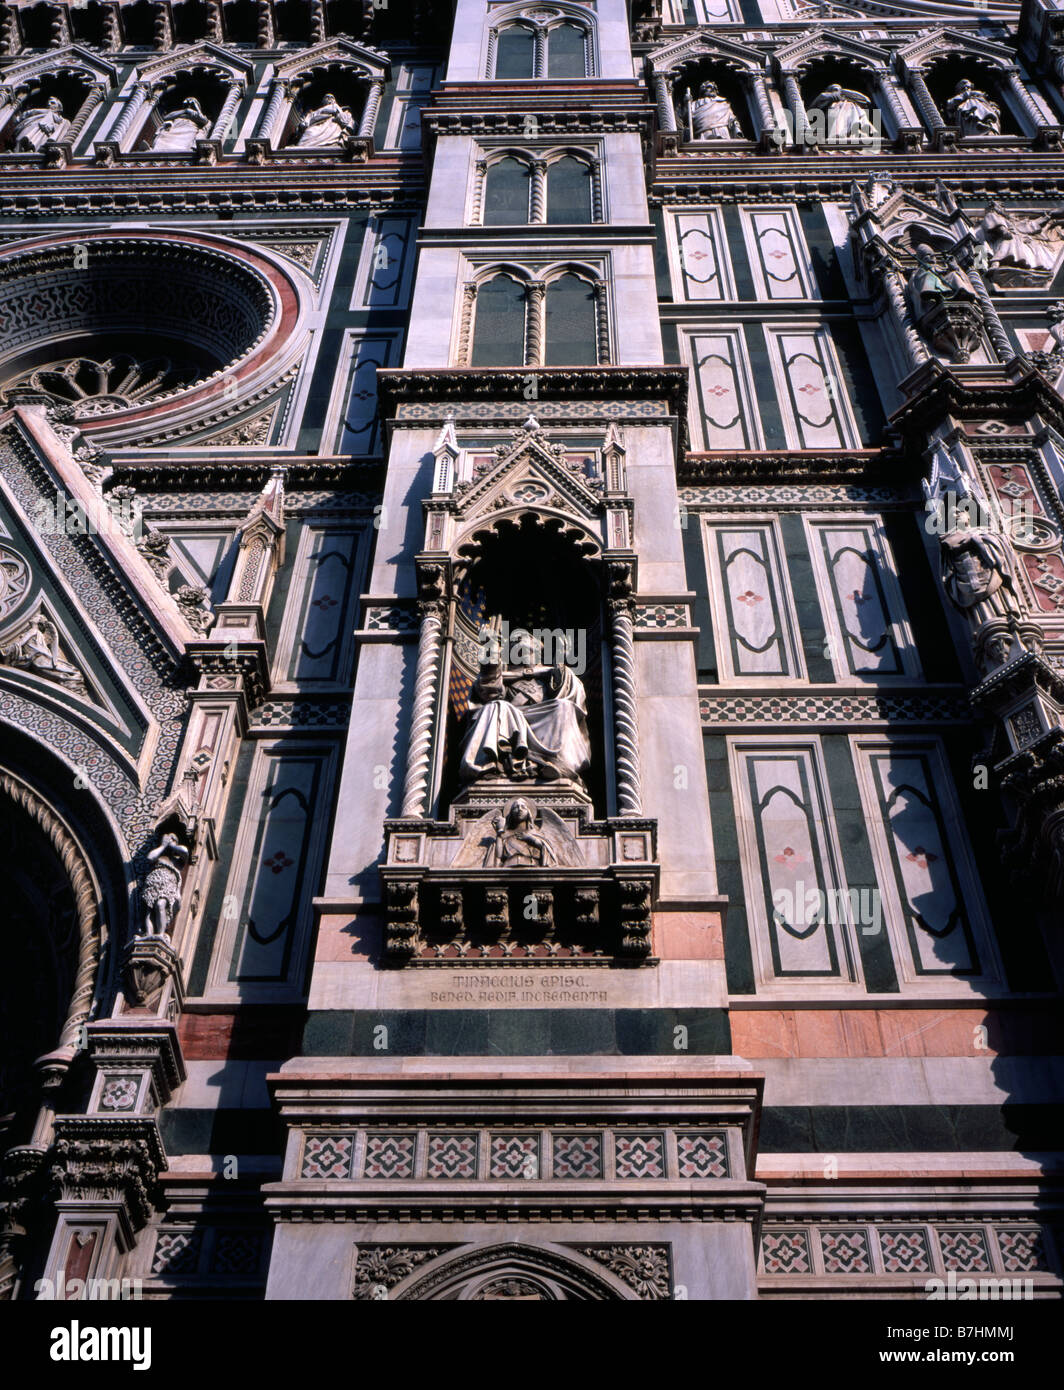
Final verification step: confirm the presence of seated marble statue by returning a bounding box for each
[906,244,973,318]
[687,81,742,140]
[294,93,356,148]
[459,628,591,786]
[150,97,211,152]
[945,79,1001,137]
[12,96,70,151]
[809,84,876,142]
[939,518,1022,628]
[975,199,1062,274]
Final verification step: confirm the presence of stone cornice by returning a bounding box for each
[680,449,913,485]
[377,366,689,420]
[108,455,384,493]
[890,362,1064,436]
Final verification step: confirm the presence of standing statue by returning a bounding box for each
[686,81,742,140]
[809,83,876,143]
[905,243,973,317]
[151,96,211,152]
[459,627,591,786]
[12,95,69,151]
[974,199,1063,275]
[945,79,1001,137]
[141,832,190,937]
[938,517,1022,633]
[294,93,356,148]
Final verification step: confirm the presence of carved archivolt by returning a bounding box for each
[0,769,102,1077]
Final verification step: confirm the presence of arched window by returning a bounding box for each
[546,156,592,224]
[547,22,587,78]
[471,275,527,366]
[496,24,536,80]
[545,273,597,365]
[484,158,532,225]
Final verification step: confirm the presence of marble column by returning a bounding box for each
[212,82,244,143]
[883,265,931,367]
[358,78,385,140]
[610,600,643,816]
[259,79,291,145]
[746,71,777,144]
[1000,68,1052,136]
[109,82,152,149]
[907,69,946,135]
[67,85,107,148]
[401,604,445,818]
[530,159,547,222]
[782,72,806,146]
[525,281,545,366]
[653,71,678,134]
[966,263,1014,361]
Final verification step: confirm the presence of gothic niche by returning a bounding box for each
[135,72,229,153]
[670,64,750,143]
[797,60,881,148]
[0,72,89,153]
[923,61,1010,138]
[278,68,366,150]
[380,418,657,966]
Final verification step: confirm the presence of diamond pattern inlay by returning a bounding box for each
[301,1135,353,1180]
[938,1228,992,1273]
[675,1133,728,1178]
[614,1133,665,1179]
[761,1230,811,1275]
[879,1229,932,1274]
[552,1134,602,1179]
[489,1134,540,1179]
[364,1134,415,1179]
[821,1230,872,1274]
[426,1134,478,1179]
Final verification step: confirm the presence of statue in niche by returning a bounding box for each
[140,831,190,937]
[686,80,742,140]
[938,513,1023,631]
[905,244,983,363]
[459,626,591,787]
[151,96,211,152]
[0,612,84,692]
[12,95,69,151]
[809,83,876,143]
[945,79,1001,137]
[974,200,1064,277]
[294,92,356,148]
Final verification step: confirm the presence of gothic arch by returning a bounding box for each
[485,3,597,80]
[390,1242,637,1300]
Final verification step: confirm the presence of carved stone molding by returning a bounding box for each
[49,1115,167,1234]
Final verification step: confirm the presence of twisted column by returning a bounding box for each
[530,159,547,222]
[747,71,776,143]
[458,282,477,365]
[109,82,152,149]
[653,72,677,133]
[1000,69,1050,135]
[401,604,444,818]
[212,81,243,143]
[525,281,545,366]
[907,70,945,134]
[781,73,806,146]
[68,84,106,146]
[875,72,911,138]
[259,79,291,144]
[966,263,1014,361]
[533,28,548,80]
[610,600,643,816]
[594,281,610,364]
[358,78,385,140]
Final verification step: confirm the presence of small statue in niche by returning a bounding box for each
[294,92,356,148]
[905,244,983,363]
[459,625,591,787]
[151,96,211,152]
[12,95,70,151]
[686,80,742,141]
[809,83,877,143]
[938,511,1023,631]
[140,831,190,937]
[905,243,973,315]
[974,199,1064,277]
[945,79,1001,137]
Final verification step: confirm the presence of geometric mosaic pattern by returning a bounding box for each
[996,1229,1048,1273]
[879,1228,932,1274]
[938,1228,992,1273]
[614,1134,665,1179]
[301,1135,354,1180]
[699,691,970,727]
[489,1135,540,1179]
[151,1230,204,1275]
[364,1134,416,1179]
[676,1133,728,1179]
[211,1231,264,1276]
[761,1230,812,1275]
[552,1134,603,1179]
[820,1229,872,1275]
[426,1134,478,1180]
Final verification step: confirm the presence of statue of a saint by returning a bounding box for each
[141,832,190,937]
[294,93,356,148]
[975,200,1063,274]
[151,96,211,152]
[906,243,974,318]
[945,79,1001,137]
[938,517,1022,630]
[687,81,742,140]
[809,84,876,142]
[12,96,70,151]
[459,628,591,786]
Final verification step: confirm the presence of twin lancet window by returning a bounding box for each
[494,21,590,80]
[483,155,594,225]
[470,272,600,368]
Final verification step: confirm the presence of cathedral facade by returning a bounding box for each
[0,0,1062,1303]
